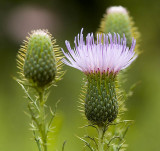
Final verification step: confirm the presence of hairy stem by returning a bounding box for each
[39,88,47,151]
[98,126,105,151]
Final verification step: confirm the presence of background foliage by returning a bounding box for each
[0,0,160,150]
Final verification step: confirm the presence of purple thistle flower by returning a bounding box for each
[62,28,137,75]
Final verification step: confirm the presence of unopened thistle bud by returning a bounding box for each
[17,30,62,87]
[62,29,137,126]
[16,29,64,151]
[99,6,139,50]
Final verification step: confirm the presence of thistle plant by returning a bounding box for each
[62,29,137,151]
[16,29,63,151]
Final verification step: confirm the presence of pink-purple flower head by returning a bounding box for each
[61,29,137,76]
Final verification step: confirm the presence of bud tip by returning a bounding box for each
[107,6,128,15]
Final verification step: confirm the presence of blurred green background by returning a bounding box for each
[0,0,160,150]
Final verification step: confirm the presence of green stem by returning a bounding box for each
[35,135,42,151]
[98,126,105,151]
[39,88,47,151]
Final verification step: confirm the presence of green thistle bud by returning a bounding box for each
[16,29,64,151]
[98,6,140,50]
[17,29,63,87]
[85,73,118,126]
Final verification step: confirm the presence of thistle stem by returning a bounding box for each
[98,126,105,151]
[39,88,47,151]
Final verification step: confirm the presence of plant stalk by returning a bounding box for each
[39,88,47,151]
[98,126,105,151]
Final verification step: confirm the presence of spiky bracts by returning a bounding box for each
[17,29,63,88]
[85,72,118,126]
[98,6,140,53]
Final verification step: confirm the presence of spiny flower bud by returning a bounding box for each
[17,30,62,87]
[85,73,118,125]
[62,29,137,126]
[99,6,139,49]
